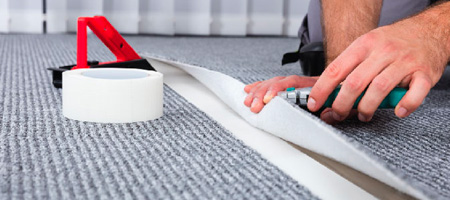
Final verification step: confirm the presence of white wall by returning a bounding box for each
[104,0,139,34]
[0,0,311,36]
[9,0,43,33]
[67,0,103,32]
[247,0,284,35]
[211,0,247,36]
[139,0,175,35]
[47,0,67,33]
[0,0,9,33]
[283,0,309,37]
[174,0,211,35]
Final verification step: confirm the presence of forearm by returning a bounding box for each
[411,1,450,62]
[321,0,383,65]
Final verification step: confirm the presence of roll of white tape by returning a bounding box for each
[62,68,163,123]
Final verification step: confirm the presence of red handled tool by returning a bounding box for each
[48,16,155,88]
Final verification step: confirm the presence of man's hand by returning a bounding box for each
[244,75,318,113]
[308,3,450,123]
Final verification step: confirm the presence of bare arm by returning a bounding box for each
[308,1,450,123]
[421,1,450,58]
[321,0,383,65]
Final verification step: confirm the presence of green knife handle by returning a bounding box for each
[323,87,407,109]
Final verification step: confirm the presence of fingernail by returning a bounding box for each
[397,107,408,117]
[244,95,252,106]
[251,98,259,108]
[358,113,368,122]
[307,98,316,110]
[263,93,273,104]
[322,111,334,124]
[332,112,344,121]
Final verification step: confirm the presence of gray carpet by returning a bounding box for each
[0,35,318,200]
[127,35,450,200]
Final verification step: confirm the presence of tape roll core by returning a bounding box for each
[82,70,148,79]
[63,68,163,123]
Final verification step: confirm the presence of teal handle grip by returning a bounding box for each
[323,87,407,109]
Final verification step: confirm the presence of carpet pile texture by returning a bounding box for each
[0,35,318,200]
[128,35,450,200]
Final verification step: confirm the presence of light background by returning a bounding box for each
[0,0,309,37]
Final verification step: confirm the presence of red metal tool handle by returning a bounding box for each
[73,16,141,70]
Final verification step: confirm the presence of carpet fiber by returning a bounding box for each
[129,35,450,200]
[0,35,318,200]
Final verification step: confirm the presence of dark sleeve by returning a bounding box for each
[429,0,446,5]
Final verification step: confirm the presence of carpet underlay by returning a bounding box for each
[124,35,450,200]
[0,35,318,199]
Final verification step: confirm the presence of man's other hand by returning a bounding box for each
[244,75,318,113]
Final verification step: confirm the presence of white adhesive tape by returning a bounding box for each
[63,68,163,123]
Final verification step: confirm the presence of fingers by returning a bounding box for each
[248,81,272,113]
[249,97,265,113]
[252,77,283,101]
[308,41,369,112]
[244,75,318,113]
[357,62,409,121]
[320,108,358,124]
[244,77,284,113]
[320,108,335,124]
[264,76,317,104]
[330,55,392,121]
[395,71,431,118]
[263,78,294,104]
[244,81,265,107]
[244,81,262,93]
